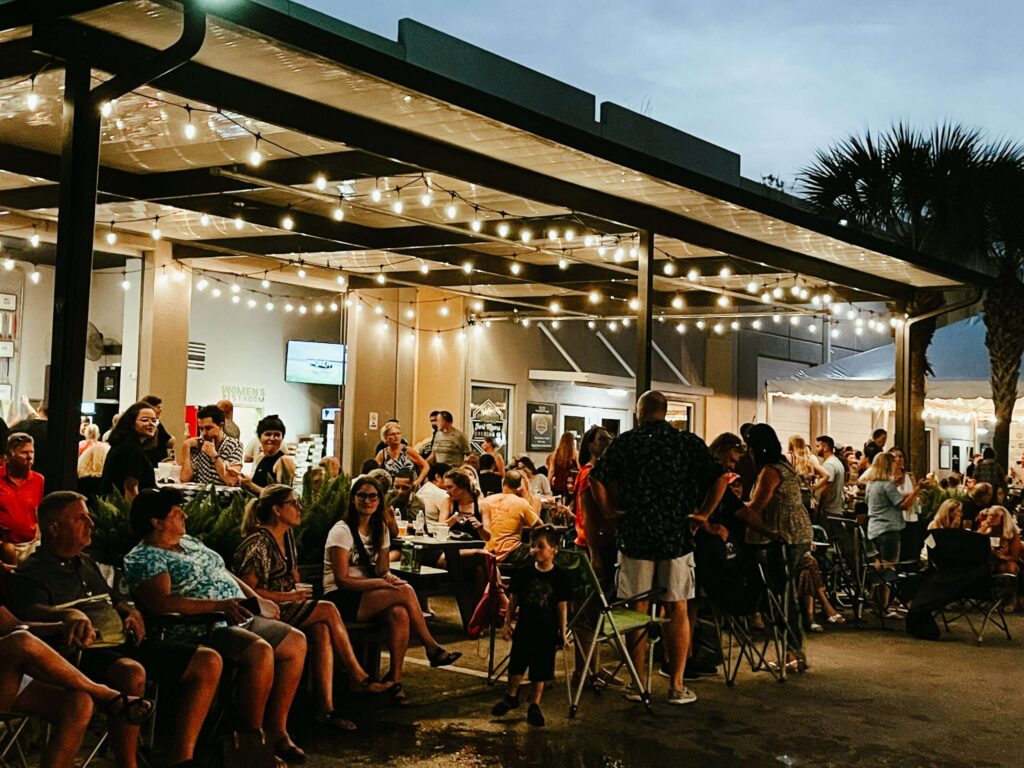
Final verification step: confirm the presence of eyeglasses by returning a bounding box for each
[283,499,301,508]
[355,493,380,501]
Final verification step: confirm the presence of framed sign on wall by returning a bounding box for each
[526,402,557,452]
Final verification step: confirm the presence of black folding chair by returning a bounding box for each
[0,712,29,768]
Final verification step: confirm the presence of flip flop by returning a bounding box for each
[273,741,306,764]
[349,676,394,694]
[388,683,408,706]
[316,712,357,732]
[100,693,155,725]
[427,647,462,667]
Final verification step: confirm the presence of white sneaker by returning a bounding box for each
[667,687,697,705]
[622,685,645,702]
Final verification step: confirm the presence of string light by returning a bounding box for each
[261,275,271,289]
[549,301,561,314]
[564,228,576,242]
[105,223,118,245]
[716,295,730,308]
[265,301,275,311]
[696,320,706,331]
[621,318,631,328]
[587,320,596,330]
[470,211,482,232]
[551,320,560,330]
[588,290,601,304]
[613,246,625,263]
[183,107,197,140]
[314,173,327,191]
[686,268,700,281]
[298,305,308,315]
[230,282,241,294]
[597,245,607,258]
[471,299,484,312]
[248,135,263,166]
[760,291,772,304]
[121,273,131,291]
[497,221,511,238]
[746,279,760,294]
[28,269,40,284]
[211,287,222,298]
[773,286,784,299]
[231,294,240,304]
[234,215,245,230]
[676,322,686,334]
[296,262,306,278]
[336,274,347,287]
[370,185,383,203]
[719,266,732,278]
[333,202,345,221]
[439,301,450,317]
[558,257,569,270]
[246,298,257,309]
[391,199,404,214]
[196,277,209,291]
[315,303,325,314]
[461,261,474,274]
[285,303,294,312]
[329,302,339,312]
[627,297,641,311]
[790,316,800,326]
[663,260,677,276]
[26,77,38,110]
[808,322,818,333]
[151,217,162,240]
[374,304,383,315]
[405,307,415,319]
[100,100,114,117]
[510,258,522,276]
[607,321,618,332]
[418,261,429,275]
[444,196,458,220]
[831,327,840,338]
[520,228,532,243]
[199,213,211,227]
[670,295,684,309]
[375,269,387,285]
[751,319,762,330]
[714,322,726,334]
[522,318,531,328]
[730,320,740,331]
[281,213,295,231]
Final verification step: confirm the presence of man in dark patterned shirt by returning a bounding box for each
[591,390,717,706]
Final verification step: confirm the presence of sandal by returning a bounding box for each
[349,676,393,694]
[100,693,155,725]
[827,613,846,625]
[427,647,462,668]
[273,740,306,764]
[316,712,357,732]
[388,683,408,706]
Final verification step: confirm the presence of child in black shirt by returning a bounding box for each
[491,527,570,726]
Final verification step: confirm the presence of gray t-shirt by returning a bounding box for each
[865,480,906,540]
[820,454,846,516]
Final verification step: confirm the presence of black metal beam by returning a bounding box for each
[45,58,100,492]
[635,230,654,394]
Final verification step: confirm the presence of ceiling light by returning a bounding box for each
[461,261,473,274]
[687,268,700,281]
[675,322,686,334]
[564,228,576,241]
[627,297,640,311]
[588,290,601,304]
[671,295,684,309]
[549,301,561,314]
[716,295,730,307]
[663,260,677,276]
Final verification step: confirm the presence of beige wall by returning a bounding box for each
[704,334,737,437]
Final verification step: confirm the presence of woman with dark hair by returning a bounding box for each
[234,485,389,730]
[546,432,579,501]
[573,427,615,576]
[241,415,295,494]
[100,402,158,501]
[516,456,552,497]
[741,423,813,670]
[322,475,459,702]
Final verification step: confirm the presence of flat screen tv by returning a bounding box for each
[285,340,346,385]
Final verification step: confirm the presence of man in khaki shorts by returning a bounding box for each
[591,391,716,705]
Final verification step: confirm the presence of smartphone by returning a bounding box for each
[240,596,261,616]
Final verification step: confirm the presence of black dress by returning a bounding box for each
[253,451,285,488]
[101,438,157,496]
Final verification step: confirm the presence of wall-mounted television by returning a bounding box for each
[285,341,346,386]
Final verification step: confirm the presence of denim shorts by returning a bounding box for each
[871,530,902,564]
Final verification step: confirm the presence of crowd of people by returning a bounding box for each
[1,392,1022,766]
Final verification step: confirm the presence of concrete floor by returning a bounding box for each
[293,600,1021,768]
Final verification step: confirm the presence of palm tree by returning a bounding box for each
[798,124,990,475]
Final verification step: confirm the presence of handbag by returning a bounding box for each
[219,730,279,768]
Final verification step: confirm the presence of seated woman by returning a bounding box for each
[440,468,486,539]
[516,456,552,498]
[322,475,460,703]
[977,505,1023,576]
[240,415,296,495]
[928,499,964,530]
[0,604,153,768]
[124,489,308,763]
[233,485,390,730]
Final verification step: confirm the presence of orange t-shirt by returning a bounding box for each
[483,493,540,560]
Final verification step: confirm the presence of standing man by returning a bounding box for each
[180,405,244,486]
[863,428,887,464]
[0,433,45,565]
[813,435,847,519]
[420,411,470,467]
[215,399,241,440]
[590,391,716,706]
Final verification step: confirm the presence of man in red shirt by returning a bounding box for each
[0,433,45,565]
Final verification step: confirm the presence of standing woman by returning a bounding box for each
[100,402,159,501]
[322,476,460,703]
[888,447,923,563]
[573,427,615,577]
[787,435,829,517]
[242,415,296,495]
[234,485,390,730]
[860,452,921,615]
[375,423,428,487]
[546,432,580,502]
[742,424,813,670]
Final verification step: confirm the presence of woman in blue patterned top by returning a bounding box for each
[124,489,308,763]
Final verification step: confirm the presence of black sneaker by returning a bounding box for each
[491,694,520,717]
[526,704,545,727]
[684,662,718,681]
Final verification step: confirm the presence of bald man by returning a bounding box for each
[215,400,241,440]
[591,390,717,706]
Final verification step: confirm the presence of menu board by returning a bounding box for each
[527,402,556,452]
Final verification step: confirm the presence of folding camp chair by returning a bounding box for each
[0,713,29,768]
[826,516,871,623]
[926,529,1016,644]
[560,550,667,717]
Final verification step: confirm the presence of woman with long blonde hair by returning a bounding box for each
[928,499,963,530]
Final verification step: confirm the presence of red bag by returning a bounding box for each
[467,555,507,639]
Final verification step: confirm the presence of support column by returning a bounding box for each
[634,229,654,395]
[44,59,100,491]
[894,317,913,468]
[136,243,191,443]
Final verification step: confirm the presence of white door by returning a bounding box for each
[560,404,631,440]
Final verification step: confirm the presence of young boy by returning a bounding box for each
[491,527,571,726]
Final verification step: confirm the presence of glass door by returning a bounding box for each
[469,382,512,459]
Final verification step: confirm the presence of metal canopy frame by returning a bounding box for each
[0,0,977,487]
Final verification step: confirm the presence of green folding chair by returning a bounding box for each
[559,550,667,718]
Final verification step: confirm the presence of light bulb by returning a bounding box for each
[547,228,559,241]
[246,298,257,308]
[630,247,639,258]
[405,308,415,319]
[298,305,308,315]
[29,233,40,248]
[716,295,730,307]
[597,246,607,258]
[558,258,569,270]
[746,280,759,294]
[687,268,700,281]
[752,319,762,330]
[497,221,510,238]
[329,302,338,312]
[622,318,631,328]
[587,320,596,330]
[445,202,458,220]
[115,119,124,130]
[671,295,684,309]
[121,277,131,291]
[808,323,817,333]
[370,188,382,203]
[265,302,274,311]
[336,275,346,286]
[230,283,241,294]
[211,287,222,298]
[831,327,840,338]
[510,261,522,276]
[564,228,575,242]
[26,90,39,110]
[790,283,801,296]
[470,300,483,313]
[613,247,625,263]
[773,286,784,299]
[790,316,800,326]
[714,322,725,335]
[588,290,601,304]
[773,314,781,324]
[418,262,429,275]
[315,303,325,314]
[799,288,810,300]
[761,291,772,303]
[234,215,244,230]
[333,205,345,221]
[375,272,387,285]
[549,301,562,314]
[261,277,271,289]
[719,266,732,278]
[374,304,383,315]
[231,295,240,304]
[730,321,740,331]
[522,318,531,328]
[391,200,404,214]
[663,261,677,276]
[29,270,40,284]
[196,277,209,291]
[151,223,162,240]
[296,266,306,279]
[696,320,706,330]
[676,322,686,334]
[461,262,473,274]
[284,303,294,313]
[439,303,450,317]
[314,174,327,191]
[100,101,113,117]
[520,228,532,243]
[420,192,432,207]
[106,230,118,245]
[469,217,482,233]
[627,297,640,311]
[281,214,294,231]
[248,147,263,167]
[199,213,210,226]
[551,320,560,330]
[183,122,197,140]
[823,292,834,304]
[855,326,863,336]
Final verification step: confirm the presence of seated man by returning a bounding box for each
[11,491,221,768]
[0,433,45,566]
[387,469,426,526]
[416,462,451,523]
[180,404,244,487]
[482,470,541,565]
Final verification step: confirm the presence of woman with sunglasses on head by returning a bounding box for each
[322,475,460,703]
[234,485,391,731]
